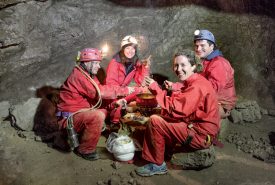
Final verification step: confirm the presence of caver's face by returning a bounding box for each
[123,45,136,59]
[194,39,214,59]
[85,61,101,75]
[173,55,196,82]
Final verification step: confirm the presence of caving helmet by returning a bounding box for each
[194,29,215,44]
[77,48,102,62]
[121,35,138,48]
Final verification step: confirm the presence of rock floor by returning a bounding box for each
[1,115,275,185]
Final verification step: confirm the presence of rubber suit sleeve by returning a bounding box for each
[105,59,120,86]
[205,61,227,93]
[99,84,129,100]
[149,81,203,118]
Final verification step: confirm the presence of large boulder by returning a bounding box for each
[218,118,231,140]
[11,98,41,131]
[171,145,216,170]
[230,100,263,123]
[0,101,10,120]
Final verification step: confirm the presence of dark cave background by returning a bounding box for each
[0,0,275,110]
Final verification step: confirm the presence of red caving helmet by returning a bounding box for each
[79,48,102,62]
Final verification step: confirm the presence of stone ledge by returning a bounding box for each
[171,145,216,170]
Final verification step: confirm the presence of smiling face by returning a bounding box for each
[173,55,196,82]
[123,45,136,59]
[85,61,101,75]
[194,40,214,59]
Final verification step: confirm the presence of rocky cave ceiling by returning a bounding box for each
[0,0,275,109]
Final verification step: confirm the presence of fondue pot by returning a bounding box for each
[136,93,158,116]
[136,93,157,107]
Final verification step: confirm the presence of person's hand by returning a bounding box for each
[115,98,127,107]
[142,55,152,68]
[127,87,135,94]
[144,76,155,86]
[164,80,173,90]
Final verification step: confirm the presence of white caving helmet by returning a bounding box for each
[121,35,138,48]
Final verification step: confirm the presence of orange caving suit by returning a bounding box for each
[57,66,129,154]
[142,73,220,165]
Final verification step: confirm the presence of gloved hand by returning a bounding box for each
[115,98,127,107]
[163,80,173,90]
[127,86,135,94]
[144,76,155,86]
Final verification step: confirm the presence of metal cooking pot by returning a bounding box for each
[136,93,155,100]
[136,93,158,110]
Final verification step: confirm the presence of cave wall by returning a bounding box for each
[0,0,275,109]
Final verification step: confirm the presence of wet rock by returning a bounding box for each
[120,177,129,185]
[34,136,42,142]
[252,102,262,120]
[171,145,216,170]
[0,0,25,9]
[111,171,119,176]
[253,150,269,161]
[136,180,142,185]
[97,180,105,185]
[101,171,139,185]
[107,176,120,185]
[268,109,275,117]
[0,101,10,120]
[226,131,275,162]
[11,98,41,131]
[260,108,268,115]
[233,100,262,123]
[218,118,230,140]
[111,161,122,169]
[235,101,250,109]
[128,178,135,185]
[265,153,275,163]
[241,109,255,122]
[229,109,243,124]
[129,171,136,178]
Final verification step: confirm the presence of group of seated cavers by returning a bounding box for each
[33,30,236,177]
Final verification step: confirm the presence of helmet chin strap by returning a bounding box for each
[80,62,95,78]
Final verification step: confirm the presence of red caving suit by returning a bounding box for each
[57,66,129,154]
[104,54,149,123]
[105,54,149,87]
[200,50,237,111]
[142,73,220,165]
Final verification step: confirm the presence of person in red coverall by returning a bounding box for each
[104,35,151,123]
[56,48,133,161]
[105,35,150,87]
[194,29,237,118]
[135,49,220,177]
